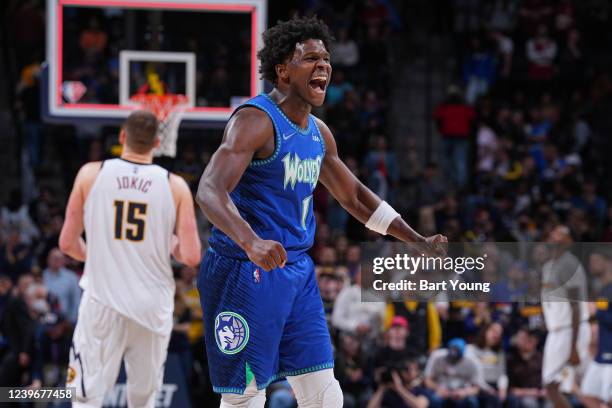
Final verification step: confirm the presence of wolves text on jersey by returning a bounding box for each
[116,176,153,193]
[282,153,322,190]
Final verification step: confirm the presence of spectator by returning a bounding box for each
[79,17,108,57]
[325,70,354,106]
[526,24,557,81]
[463,36,497,104]
[331,28,360,68]
[16,55,44,169]
[368,359,430,408]
[476,122,499,176]
[331,270,385,340]
[28,283,71,385]
[177,265,204,344]
[424,338,482,408]
[559,28,584,89]
[42,248,81,325]
[0,274,13,318]
[518,0,554,36]
[360,0,390,32]
[8,0,45,67]
[0,274,36,386]
[317,272,343,326]
[345,245,361,280]
[490,261,529,302]
[570,112,590,154]
[364,136,399,202]
[463,302,495,341]
[579,247,612,407]
[467,322,508,407]
[0,227,33,281]
[484,0,518,32]
[506,328,545,408]
[360,91,385,131]
[451,0,482,36]
[333,234,349,265]
[205,67,232,106]
[38,214,65,268]
[1,190,40,245]
[489,31,514,79]
[169,282,193,379]
[173,145,204,193]
[525,106,552,168]
[434,86,476,188]
[554,0,575,34]
[571,179,607,225]
[414,162,447,210]
[317,246,338,269]
[326,90,362,154]
[374,316,415,371]
[335,332,374,407]
[267,380,295,408]
[384,302,443,358]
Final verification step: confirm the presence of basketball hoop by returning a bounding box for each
[130,93,189,158]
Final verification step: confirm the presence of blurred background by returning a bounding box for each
[1,0,612,407]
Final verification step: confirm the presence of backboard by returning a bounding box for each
[44,0,267,126]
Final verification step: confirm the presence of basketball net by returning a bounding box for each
[130,93,188,158]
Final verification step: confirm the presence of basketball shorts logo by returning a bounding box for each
[214,311,250,355]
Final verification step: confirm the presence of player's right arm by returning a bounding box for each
[59,162,101,262]
[195,107,287,271]
[169,174,202,267]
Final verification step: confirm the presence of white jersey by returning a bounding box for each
[82,158,176,335]
[541,251,589,331]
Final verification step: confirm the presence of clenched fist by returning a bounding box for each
[245,238,288,271]
[425,234,448,257]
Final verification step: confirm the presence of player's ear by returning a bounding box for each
[275,63,289,83]
[153,136,161,149]
[119,129,126,145]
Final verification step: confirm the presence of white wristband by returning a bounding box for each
[365,201,400,235]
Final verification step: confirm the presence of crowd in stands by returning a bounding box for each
[2,0,612,407]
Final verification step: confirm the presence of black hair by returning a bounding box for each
[518,325,541,339]
[257,16,333,84]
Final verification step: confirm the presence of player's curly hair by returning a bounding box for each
[257,16,333,84]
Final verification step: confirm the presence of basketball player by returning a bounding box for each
[541,225,591,408]
[59,110,201,407]
[195,17,446,407]
[581,248,612,408]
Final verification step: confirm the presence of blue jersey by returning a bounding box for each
[209,93,325,262]
[595,282,612,364]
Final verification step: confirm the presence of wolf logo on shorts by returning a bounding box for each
[215,312,249,354]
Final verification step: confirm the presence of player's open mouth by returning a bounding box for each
[309,77,328,94]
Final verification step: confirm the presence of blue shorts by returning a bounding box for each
[197,248,334,394]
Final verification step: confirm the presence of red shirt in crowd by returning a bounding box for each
[433,103,476,139]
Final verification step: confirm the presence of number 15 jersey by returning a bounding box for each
[82,158,176,335]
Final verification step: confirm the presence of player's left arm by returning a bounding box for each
[317,118,445,245]
[59,163,100,262]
